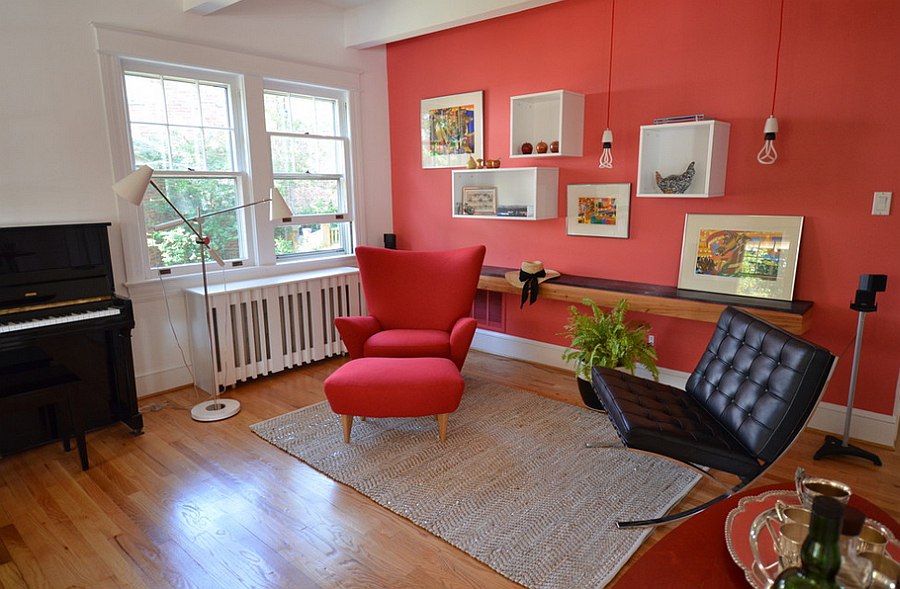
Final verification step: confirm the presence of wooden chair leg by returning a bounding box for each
[436,413,449,441]
[341,414,353,443]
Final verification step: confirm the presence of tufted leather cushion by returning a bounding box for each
[592,306,834,481]
[593,367,763,479]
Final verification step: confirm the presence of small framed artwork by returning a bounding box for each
[566,183,631,238]
[421,91,483,168]
[461,186,497,216]
[678,214,804,301]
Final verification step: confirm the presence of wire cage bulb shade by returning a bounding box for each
[757,115,779,165]
[270,187,293,221]
[599,128,614,168]
[112,165,154,205]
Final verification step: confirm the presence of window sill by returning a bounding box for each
[123,254,357,303]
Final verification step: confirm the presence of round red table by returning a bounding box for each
[611,484,899,588]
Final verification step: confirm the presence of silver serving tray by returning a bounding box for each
[725,490,899,589]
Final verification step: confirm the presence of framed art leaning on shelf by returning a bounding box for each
[461,186,497,216]
[677,214,804,301]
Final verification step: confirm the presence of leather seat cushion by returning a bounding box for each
[592,367,763,480]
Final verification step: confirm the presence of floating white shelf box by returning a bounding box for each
[636,120,730,198]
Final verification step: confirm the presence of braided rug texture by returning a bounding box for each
[250,377,700,589]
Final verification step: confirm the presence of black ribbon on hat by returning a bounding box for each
[519,268,546,308]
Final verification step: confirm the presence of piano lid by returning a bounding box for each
[0,223,116,311]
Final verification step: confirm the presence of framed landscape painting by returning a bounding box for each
[421,91,483,168]
[678,214,804,301]
[566,183,631,238]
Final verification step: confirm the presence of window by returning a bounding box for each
[104,43,361,282]
[264,85,354,259]
[122,64,249,273]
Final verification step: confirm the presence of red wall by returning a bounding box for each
[386,0,900,415]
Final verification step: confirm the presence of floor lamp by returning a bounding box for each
[814,274,887,466]
[112,165,293,422]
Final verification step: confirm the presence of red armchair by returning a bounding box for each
[335,245,486,371]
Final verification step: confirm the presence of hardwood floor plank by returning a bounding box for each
[0,350,895,589]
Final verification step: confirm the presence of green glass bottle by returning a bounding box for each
[772,495,845,588]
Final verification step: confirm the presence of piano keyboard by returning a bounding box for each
[0,307,122,333]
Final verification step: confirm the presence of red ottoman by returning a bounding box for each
[323,357,465,443]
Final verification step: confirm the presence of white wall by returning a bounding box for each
[0,0,392,395]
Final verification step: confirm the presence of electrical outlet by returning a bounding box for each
[648,334,656,347]
[872,191,892,215]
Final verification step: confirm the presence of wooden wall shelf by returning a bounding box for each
[478,266,813,334]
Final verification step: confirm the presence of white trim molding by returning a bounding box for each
[472,329,898,448]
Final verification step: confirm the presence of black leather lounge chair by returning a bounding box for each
[592,306,835,528]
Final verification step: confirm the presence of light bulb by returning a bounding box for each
[599,128,613,168]
[757,115,779,165]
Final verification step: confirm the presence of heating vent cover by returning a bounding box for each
[185,267,363,392]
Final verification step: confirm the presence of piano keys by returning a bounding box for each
[0,223,142,455]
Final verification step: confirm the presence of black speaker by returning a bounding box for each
[383,233,397,249]
[859,274,887,293]
[851,274,887,312]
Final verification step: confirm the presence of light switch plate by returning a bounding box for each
[872,191,892,215]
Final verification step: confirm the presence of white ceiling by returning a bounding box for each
[313,0,375,7]
[184,0,563,48]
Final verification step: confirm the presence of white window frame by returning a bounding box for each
[120,60,254,277]
[265,80,356,261]
[94,24,363,291]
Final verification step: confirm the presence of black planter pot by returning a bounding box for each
[577,374,605,411]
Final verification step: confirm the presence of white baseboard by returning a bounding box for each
[807,402,898,448]
[472,329,898,448]
[135,365,194,398]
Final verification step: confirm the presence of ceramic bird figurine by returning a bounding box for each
[655,161,696,194]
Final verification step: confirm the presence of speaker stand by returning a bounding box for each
[813,310,881,466]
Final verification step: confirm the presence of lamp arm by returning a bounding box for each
[197,198,272,220]
[149,180,205,242]
[152,198,273,231]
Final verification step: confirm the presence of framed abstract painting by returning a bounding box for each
[420,91,483,168]
[677,214,804,301]
[566,183,631,238]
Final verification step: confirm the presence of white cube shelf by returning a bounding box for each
[636,120,730,197]
[510,90,584,158]
[452,167,559,220]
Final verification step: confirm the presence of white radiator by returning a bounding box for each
[185,267,363,393]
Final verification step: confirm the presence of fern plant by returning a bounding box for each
[561,298,659,382]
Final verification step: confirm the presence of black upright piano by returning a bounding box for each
[0,223,143,455]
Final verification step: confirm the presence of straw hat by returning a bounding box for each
[504,261,560,287]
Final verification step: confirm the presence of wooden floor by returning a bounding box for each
[0,350,897,588]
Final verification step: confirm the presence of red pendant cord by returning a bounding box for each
[771,0,785,115]
[605,0,616,126]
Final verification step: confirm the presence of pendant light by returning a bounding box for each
[758,0,786,165]
[599,0,616,169]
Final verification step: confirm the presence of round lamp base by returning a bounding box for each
[191,397,241,422]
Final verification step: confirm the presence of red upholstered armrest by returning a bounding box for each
[334,316,382,359]
[449,316,478,371]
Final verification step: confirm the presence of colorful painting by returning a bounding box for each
[678,214,804,301]
[694,229,784,280]
[421,92,483,168]
[567,183,630,238]
[578,197,618,225]
[427,105,475,156]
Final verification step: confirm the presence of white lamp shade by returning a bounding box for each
[270,187,293,221]
[112,165,154,205]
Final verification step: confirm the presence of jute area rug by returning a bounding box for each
[250,376,700,589]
